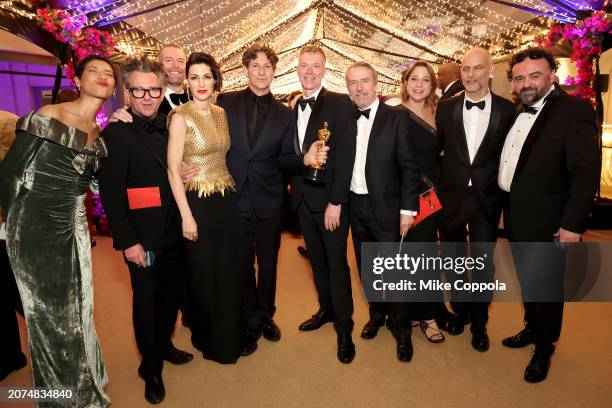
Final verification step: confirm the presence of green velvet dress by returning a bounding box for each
[0,112,110,407]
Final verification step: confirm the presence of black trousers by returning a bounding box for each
[349,193,395,325]
[126,240,183,380]
[505,213,565,347]
[0,240,25,368]
[298,200,354,334]
[237,185,281,330]
[438,191,497,329]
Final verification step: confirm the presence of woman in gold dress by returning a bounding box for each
[167,52,240,364]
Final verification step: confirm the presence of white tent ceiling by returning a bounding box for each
[2,0,596,94]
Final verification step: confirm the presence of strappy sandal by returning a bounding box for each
[419,320,445,343]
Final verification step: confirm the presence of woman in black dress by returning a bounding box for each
[394,61,445,343]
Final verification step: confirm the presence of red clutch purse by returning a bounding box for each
[412,175,442,227]
[127,187,161,210]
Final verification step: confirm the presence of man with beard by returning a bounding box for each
[500,48,599,383]
[436,47,515,351]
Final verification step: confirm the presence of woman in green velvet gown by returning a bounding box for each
[0,55,116,408]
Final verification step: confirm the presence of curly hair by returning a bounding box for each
[507,48,559,81]
[241,43,279,69]
[186,52,223,92]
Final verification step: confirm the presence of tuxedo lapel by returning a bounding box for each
[452,95,471,164]
[513,92,558,180]
[367,102,388,154]
[292,105,300,154]
[472,94,501,165]
[251,97,280,157]
[302,88,327,153]
[236,89,251,153]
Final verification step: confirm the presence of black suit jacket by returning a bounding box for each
[334,101,420,232]
[98,113,181,251]
[436,92,515,224]
[440,80,464,101]
[278,88,355,213]
[505,90,599,241]
[216,89,294,219]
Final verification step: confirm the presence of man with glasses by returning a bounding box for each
[99,57,193,404]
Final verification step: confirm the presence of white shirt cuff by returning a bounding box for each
[400,210,417,216]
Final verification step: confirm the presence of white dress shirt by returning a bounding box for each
[350,98,416,216]
[498,85,555,192]
[297,86,323,150]
[164,87,180,110]
[463,91,492,186]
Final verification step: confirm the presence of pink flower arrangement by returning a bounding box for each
[535,11,612,104]
[35,6,115,85]
[35,6,86,44]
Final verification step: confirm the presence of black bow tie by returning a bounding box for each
[354,108,371,120]
[169,92,189,105]
[143,115,166,133]
[521,105,539,115]
[465,100,486,110]
[298,96,315,111]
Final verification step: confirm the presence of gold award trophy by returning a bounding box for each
[305,121,331,185]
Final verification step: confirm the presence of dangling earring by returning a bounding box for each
[186,87,191,100]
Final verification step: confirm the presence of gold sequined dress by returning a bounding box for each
[168,101,241,363]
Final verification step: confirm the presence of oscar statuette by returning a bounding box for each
[304,121,331,185]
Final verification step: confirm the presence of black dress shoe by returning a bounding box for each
[240,330,258,356]
[397,336,414,362]
[337,333,355,364]
[162,344,194,365]
[471,327,490,352]
[446,314,468,336]
[524,345,554,383]
[144,375,165,404]
[502,328,535,348]
[0,353,27,381]
[297,246,309,257]
[299,310,334,331]
[261,319,281,341]
[361,319,385,339]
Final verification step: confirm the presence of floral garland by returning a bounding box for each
[35,6,115,83]
[535,10,612,103]
[36,5,115,234]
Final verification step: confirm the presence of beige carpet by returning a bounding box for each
[2,231,612,408]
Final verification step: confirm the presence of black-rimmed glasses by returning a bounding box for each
[128,87,163,98]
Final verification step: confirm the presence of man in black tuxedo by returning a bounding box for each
[158,44,188,116]
[333,61,420,361]
[278,45,356,363]
[435,47,515,352]
[499,48,599,383]
[99,57,192,404]
[437,62,464,100]
[211,44,300,354]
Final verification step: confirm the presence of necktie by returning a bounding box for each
[248,96,258,149]
[169,92,189,105]
[298,97,315,111]
[465,100,486,110]
[354,108,371,120]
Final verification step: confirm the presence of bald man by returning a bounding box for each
[437,62,464,100]
[436,48,515,352]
